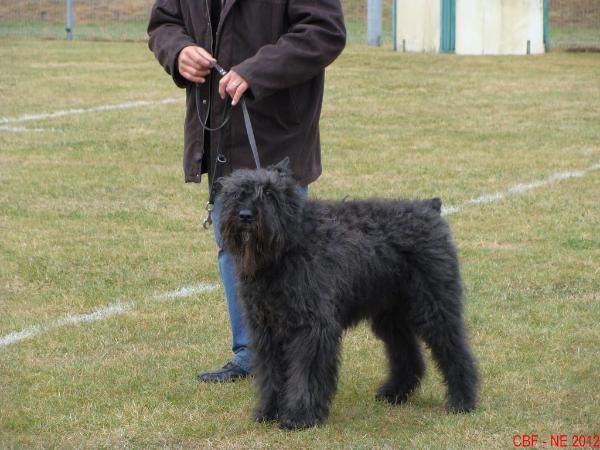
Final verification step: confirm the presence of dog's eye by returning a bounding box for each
[264,189,272,197]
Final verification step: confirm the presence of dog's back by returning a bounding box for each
[303,197,449,253]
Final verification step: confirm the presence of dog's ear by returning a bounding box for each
[429,197,442,213]
[216,176,229,190]
[270,157,292,177]
[216,173,236,193]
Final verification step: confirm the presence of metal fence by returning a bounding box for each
[0,0,393,44]
[0,0,598,50]
[548,0,600,50]
[0,0,152,41]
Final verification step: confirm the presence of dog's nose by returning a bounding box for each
[239,209,253,222]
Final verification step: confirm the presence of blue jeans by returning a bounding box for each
[211,185,308,373]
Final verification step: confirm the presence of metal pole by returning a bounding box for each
[66,0,73,40]
[392,0,397,50]
[367,0,382,46]
[543,0,550,51]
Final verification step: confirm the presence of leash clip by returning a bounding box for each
[203,202,214,230]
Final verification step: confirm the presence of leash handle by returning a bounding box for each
[213,62,261,169]
[201,62,261,229]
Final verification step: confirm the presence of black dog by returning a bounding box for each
[219,161,478,430]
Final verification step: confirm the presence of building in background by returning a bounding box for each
[395,0,546,54]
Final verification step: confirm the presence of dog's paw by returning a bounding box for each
[253,408,278,423]
[446,397,476,414]
[375,383,413,405]
[278,415,321,430]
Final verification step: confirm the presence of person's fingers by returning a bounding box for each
[218,70,249,102]
[225,80,238,95]
[193,46,216,65]
[179,46,215,71]
[179,69,206,83]
[219,72,232,99]
[223,71,249,105]
[180,55,208,73]
[231,82,248,106]
[179,53,194,69]
[178,58,210,82]
[188,47,215,69]
[182,64,210,77]
[186,52,212,70]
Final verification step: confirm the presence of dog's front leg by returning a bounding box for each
[278,324,342,430]
[251,328,284,423]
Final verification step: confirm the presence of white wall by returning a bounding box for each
[456,0,545,55]
[395,0,441,53]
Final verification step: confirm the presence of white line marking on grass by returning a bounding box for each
[442,162,600,216]
[0,125,59,132]
[0,283,218,349]
[0,97,182,124]
[0,303,132,348]
[0,326,43,347]
[155,282,217,301]
[56,302,134,326]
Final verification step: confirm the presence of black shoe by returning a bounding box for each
[196,361,252,383]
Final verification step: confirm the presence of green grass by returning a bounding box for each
[1,38,599,448]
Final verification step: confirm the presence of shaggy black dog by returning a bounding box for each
[219,160,478,430]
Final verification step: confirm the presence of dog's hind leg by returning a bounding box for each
[424,319,478,412]
[371,310,425,404]
[278,324,342,430]
[413,284,478,413]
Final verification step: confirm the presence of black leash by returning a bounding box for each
[197,63,261,229]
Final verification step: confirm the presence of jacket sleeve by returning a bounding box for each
[232,0,346,101]
[147,0,196,88]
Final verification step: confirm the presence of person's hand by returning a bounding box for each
[177,46,216,83]
[219,70,249,106]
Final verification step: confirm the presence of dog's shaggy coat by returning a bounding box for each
[219,161,478,429]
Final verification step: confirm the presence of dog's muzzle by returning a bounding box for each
[239,209,254,223]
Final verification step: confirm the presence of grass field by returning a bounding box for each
[1,39,599,448]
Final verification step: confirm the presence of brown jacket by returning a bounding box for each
[147,0,346,186]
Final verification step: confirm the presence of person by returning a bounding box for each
[147,0,346,382]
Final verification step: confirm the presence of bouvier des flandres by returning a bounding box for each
[219,160,478,430]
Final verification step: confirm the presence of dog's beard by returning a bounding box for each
[222,208,286,277]
[242,231,251,243]
[236,228,262,277]
[236,220,284,277]
[241,242,258,277]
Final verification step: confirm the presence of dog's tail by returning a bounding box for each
[429,197,442,213]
